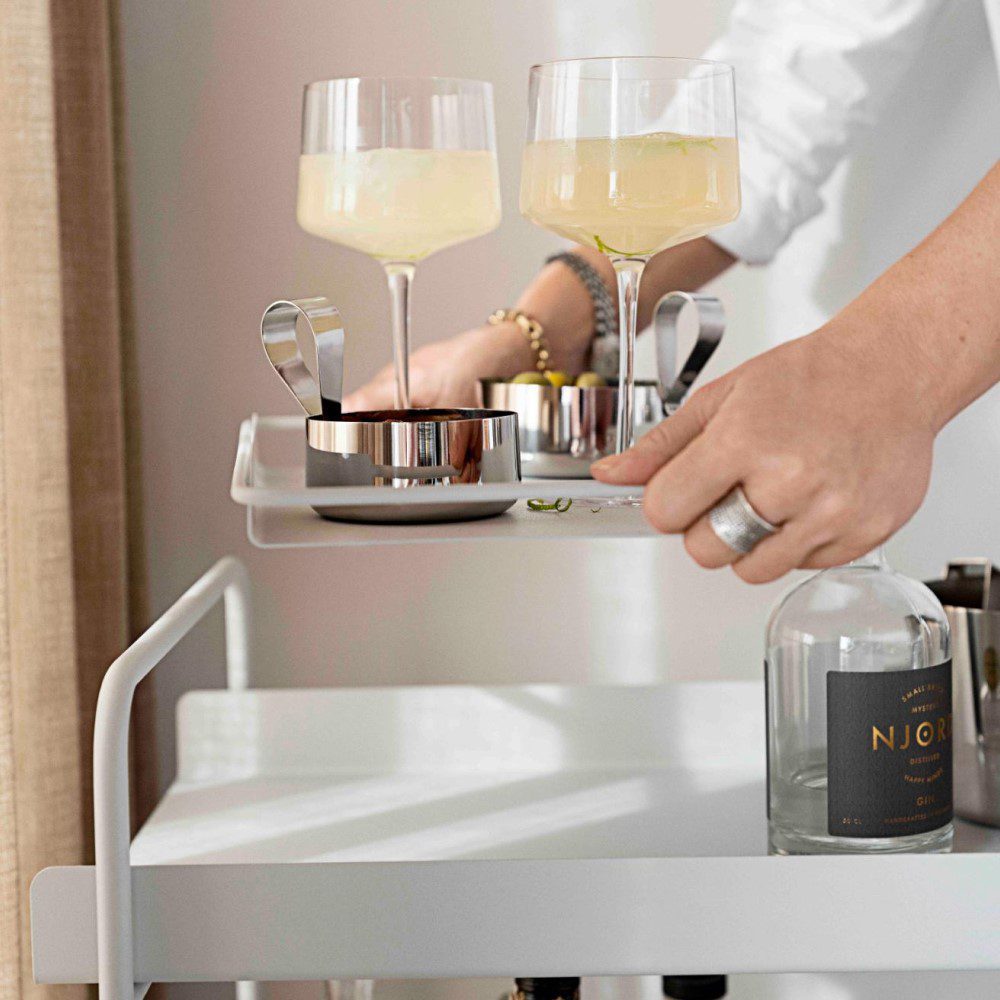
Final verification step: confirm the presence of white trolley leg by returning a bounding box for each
[93,557,252,1000]
[229,577,256,1000]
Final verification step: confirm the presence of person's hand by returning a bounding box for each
[591,319,938,583]
[343,323,536,410]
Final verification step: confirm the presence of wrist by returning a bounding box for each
[461,322,536,380]
[813,311,944,439]
[870,291,995,436]
[516,257,607,373]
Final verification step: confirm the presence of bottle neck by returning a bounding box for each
[847,546,888,569]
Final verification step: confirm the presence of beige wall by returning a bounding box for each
[116,2,999,994]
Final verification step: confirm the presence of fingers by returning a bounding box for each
[589,408,700,485]
[727,516,829,584]
[590,378,731,484]
[683,506,828,583]
[641,429,743,534]
[682,514,740,569]
[683,487,873,584]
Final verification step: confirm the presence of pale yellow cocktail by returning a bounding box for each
[520,131,740,259]
[297,148,501,263]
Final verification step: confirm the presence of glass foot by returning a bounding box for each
[588,494,643,509]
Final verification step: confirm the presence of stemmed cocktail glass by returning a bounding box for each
[520,57,740,467]
[298,77,501,408]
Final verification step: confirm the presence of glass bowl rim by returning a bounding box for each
[303,76,494,91]
[528,56,734,80]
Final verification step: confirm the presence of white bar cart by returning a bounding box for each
[30,415,1000,999]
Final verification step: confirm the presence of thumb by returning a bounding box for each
[590,378,729,484]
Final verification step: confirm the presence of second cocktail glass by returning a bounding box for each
[520,57,740,461]
[298,77,501,408]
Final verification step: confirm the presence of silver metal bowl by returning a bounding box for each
[306,408,521,523]
[480,291,726,479]
[480,380,664,478]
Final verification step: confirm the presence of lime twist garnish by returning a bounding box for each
[527,498,573,513]
[592,233,659,257]
[664,137,717,155]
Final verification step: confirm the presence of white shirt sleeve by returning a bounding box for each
[705,0,953,265]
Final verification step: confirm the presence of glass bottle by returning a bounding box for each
[766,547,953,855]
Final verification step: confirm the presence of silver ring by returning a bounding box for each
[708,487,779,555]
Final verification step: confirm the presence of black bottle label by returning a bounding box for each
[827,660,952,838]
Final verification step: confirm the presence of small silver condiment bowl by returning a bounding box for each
[480,379,665,478]
[481,292,725,479]
[260,297,522,524]
[306,408,521,523]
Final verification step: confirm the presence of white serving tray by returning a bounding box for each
[232,415,656,547]
[32,682,1000,984]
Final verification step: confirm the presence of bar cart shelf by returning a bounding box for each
[29,415,1000,997]
[32,672,1000,987]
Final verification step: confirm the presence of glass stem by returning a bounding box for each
[384,262,416,409]
[612,258,646,453]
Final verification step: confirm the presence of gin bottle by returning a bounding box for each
[766,547,953,855]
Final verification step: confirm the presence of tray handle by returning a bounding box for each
[261,297,345,418]
[654,292,725,416]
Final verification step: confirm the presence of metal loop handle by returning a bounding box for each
[260,296,345,418]
[653,291,725,416]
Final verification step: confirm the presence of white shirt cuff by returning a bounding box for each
[709,131,825,266]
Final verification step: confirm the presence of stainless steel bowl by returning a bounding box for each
[926,560,1000,828]
[480,380,665,478]
[306,408,521,523]
[481,292,726,478]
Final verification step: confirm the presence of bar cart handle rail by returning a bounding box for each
[92,556,252,1000]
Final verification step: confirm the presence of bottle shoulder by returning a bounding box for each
[766,564,950,666]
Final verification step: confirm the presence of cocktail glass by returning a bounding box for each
[299,77,501,408]
[520,57,740,499]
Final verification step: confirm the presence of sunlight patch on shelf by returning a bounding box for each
[131,771,526,864]
[313,776,651,861]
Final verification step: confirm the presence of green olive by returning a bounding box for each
[575,371,607,388]
[511,371,550,386]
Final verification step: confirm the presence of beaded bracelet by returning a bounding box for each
[487,309,550,373]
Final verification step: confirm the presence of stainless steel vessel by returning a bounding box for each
[481,379,666,478]
[481,291,725,478]
[261,295,521,524]
[926,559,1000,828]
[305,408,520,523]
